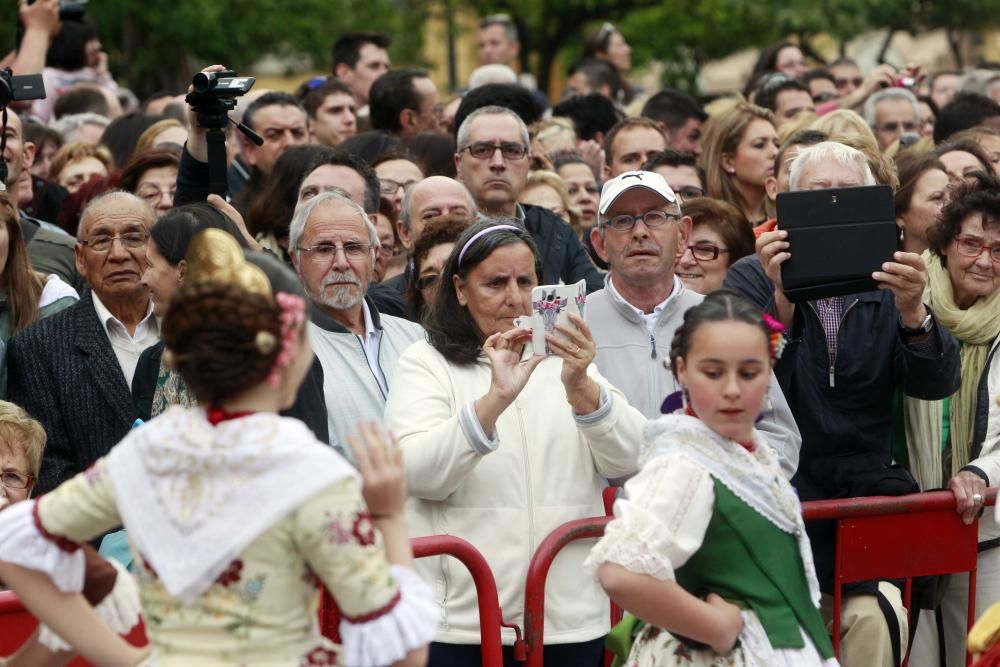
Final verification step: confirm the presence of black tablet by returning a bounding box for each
[776,185,897,303]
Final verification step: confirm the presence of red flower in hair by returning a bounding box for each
[352,512,376,547]
[215,559,244,587]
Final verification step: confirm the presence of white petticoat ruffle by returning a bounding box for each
[339,565,439,667]
[38,557,142,651]
[0,499,84,593]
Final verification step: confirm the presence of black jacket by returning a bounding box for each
[725,255,961,590]
[520,204,604,292]
[8,294,143,493]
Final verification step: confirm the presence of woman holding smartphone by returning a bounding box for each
[385,219,646,667]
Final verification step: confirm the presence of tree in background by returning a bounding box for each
[0,0,427,98]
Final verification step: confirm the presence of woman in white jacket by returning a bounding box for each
[385,219,646,666]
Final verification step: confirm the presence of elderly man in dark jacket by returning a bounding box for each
[725,141,961,667]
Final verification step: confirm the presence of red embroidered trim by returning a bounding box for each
[340,588,401,624]
[31,499,80,553]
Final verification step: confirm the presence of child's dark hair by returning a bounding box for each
[669,289,772,381]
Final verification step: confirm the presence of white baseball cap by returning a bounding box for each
[599,170,678,216]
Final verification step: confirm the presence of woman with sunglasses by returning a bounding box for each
[675,197,755,295]
[902,172,1000,667]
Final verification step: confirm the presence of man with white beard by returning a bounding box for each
[289,191,423,460]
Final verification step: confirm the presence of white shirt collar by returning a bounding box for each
[361,299,377,339]
[91,291,158,336]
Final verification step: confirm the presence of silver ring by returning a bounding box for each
[974,493,984,505]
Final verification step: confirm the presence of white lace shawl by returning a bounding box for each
[105,406,358,605]
[642,414,822,607]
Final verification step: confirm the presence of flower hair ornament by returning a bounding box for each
[761,313,787,360]
[266,292,307,386]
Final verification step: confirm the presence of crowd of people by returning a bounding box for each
[0,3,999,666]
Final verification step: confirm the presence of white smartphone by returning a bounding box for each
[516,280,587,356]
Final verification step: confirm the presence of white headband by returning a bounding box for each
[457,224,521,266]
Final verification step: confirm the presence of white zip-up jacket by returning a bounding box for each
[384,339,645,645]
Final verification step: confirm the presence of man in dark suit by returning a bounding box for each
[8,192,158,493]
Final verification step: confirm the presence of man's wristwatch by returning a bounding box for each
[899,311,933,337]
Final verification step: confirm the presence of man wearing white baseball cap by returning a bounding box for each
[586,170,802,477]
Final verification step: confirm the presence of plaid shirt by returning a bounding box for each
[812,296,844,368]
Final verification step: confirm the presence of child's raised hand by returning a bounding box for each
[347,421,407,520]
[705,593,744,654]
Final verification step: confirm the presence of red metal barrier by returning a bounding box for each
[516,516,611,667]
[411,535,505,667]
[318,534,505,667]
[516,489,996,667]
[806,488,997,667]
[0,590,147,665]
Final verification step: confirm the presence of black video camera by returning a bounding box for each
[25,0,87,21]
[184,69,260,198]
[0,69,46,108]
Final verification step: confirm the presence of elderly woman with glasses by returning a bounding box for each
[675,197,755,295]
[0,401,141,667]
[385,219,645,667]
[901,171,1000,667]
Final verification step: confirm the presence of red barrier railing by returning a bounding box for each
[411,535,505,667]
[515,489,997,667]
[318,534,504,667]
[806,488,997,667]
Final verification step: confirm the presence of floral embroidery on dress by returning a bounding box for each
[215,559,243,587]
[327,516,352,545]
[351,513,375,547]
[301,646,339,665]
[150,364,198,419]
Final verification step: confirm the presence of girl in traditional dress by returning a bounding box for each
[0,229,436,666]
[585,289,838,667]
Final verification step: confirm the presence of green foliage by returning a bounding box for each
[1,0,427,97]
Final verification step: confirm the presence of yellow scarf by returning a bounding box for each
[913,251,1000,481]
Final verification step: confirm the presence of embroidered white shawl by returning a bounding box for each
[643,414,822,607]
[105,406,358,605]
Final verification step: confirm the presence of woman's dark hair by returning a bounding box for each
[45,20,97,71]
[744,42,800,96]
[682,197,754,268]
[408,132,457,177]
[101,113,168,168]
[117,150,180,195]
[934,138,994,176]
[245,144,326,242]
[150,202,251,265]
[668,289,771,381]
[894,152,946,217]
[0,194,42,332]
[338,130,403,165]
[927,171,1000,264]
[424,218,542,365]
[407,214,474,322]
[162,281,282,404]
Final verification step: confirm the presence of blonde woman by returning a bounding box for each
[47,142,113,194]
[701,102,778,226]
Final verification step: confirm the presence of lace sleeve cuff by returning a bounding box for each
[38,558,142,651]
[583,514,677,581]
[0,500,85,593]
[339,564,438,666]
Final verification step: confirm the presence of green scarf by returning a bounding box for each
[905,251,1000,487]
